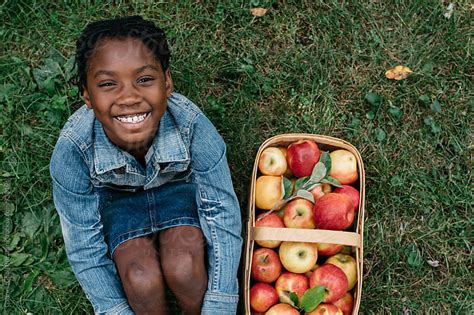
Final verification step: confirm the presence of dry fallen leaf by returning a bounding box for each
[443,3,455,19]
[385,65,413,80]
[427,259,440,267]
[250,7,268,17]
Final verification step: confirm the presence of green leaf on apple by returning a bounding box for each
[289,291,299,307]
[282,176,293,199]
[321,176,343,188]
[309,162,327,184]
[300,285,326,312]
[306,182,321,191]
[319,151,331,174]
[295,176,310,191]
[296,189,315,203]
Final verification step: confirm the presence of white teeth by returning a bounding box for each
[116,113,147,124]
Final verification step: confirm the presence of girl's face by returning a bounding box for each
[83,37,173,159]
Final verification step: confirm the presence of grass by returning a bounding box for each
[1,0,472,313]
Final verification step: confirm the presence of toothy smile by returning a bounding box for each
[115,112,149,124]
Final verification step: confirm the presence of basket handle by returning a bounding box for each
[251,227,361,247]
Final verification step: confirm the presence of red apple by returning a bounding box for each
[287,140,320,178]
[313,193,355,230]
[334,185,360,212]
[275,272,309,305]
[265,303,300,315]
[255,176,282,210]
[332,292,354,315]
[283,198,315,229]
[279,241,318,273]
[251,248,282,283]
[259,147,288,176]
[310,183,332,201]
[250,282,279,313]
[255,212,285,248]
[306,303,343,315]
[329,150,358,185]
[309,264,348,303]
[317,243,344,256]
[326,254,357,291]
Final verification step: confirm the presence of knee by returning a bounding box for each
[122,262,166,310]
[162,251,207,291]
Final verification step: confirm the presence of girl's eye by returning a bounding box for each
[138,77,154,84]
[98,82,115,87]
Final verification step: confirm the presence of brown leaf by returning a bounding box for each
[250,7,268,17]
[385,65,413,80]
[427,259,440,267]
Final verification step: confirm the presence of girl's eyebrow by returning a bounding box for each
[135,65,161,74]
[93,65,160,78]
[94,70,115,78]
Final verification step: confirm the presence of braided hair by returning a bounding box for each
[75,16,170,94]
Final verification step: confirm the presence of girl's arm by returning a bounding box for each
[50,136,133,315]
[190,113,243,314]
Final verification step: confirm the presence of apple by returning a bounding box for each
[340,246,352,255]
[309,264,348,303]
[255,175,282,210]
[279,241,318,273]
[332,293,354,315]
[252,248,282,283]
[310,183,332,201]
[275,272,309,305]
[265,303,300,315]
[283,198,315,229]
[304,262,319,278]
[306,303,343,315]
[259,147,288,176]
[329,150,358,185]
[250,282,279,313]
[326,254,357,291]
[278,147,294,178]
[255,212,285,248]
[287,139,320,177]
[313,193,355,230]
[317,243,344,256]
[334,185,360,212]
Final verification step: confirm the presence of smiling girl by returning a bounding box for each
[50,16,242,314]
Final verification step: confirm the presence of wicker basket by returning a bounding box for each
[243,134,365,314]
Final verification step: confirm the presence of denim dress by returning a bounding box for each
[50,93,243,314]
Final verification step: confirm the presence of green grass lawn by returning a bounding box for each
[1,0,472,313]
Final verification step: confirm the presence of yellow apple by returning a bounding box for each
[279,241,318,273]
[259,147,288,176]
[255,175,283,210]
[329,150,358,185]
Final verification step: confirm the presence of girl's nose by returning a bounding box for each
[117,83,141,106]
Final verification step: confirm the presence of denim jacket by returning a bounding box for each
[50,92,243,314]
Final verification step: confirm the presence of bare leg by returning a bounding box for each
[113,236,168,315]
[159,226,207,315]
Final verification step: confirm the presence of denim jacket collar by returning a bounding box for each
[93,107,189,177]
